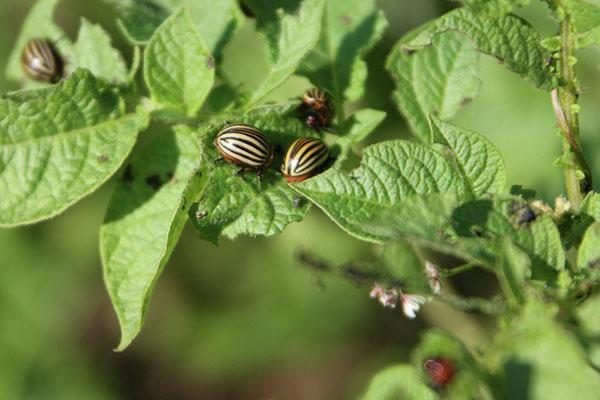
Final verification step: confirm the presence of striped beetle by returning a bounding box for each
[214,124,274,173]
[298,88,334,131]
[20,38,63,83]
[281,138,329,182]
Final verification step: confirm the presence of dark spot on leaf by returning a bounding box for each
[580,177,592,193]
[238,0,255,18]
[293,196,304,209]
[401,47,417,55]
[122,164,134,185]
[206,56,215,70]
[166,171,177,183]
[145,174,163,191]
[460,97,473,106]
[196,210,208,220]
[471,226,484,237]
[98,154,109,163]
[590,258,600,268]
[510,185,537,199]
[341,15,352,25]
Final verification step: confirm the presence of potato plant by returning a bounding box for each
[2,0,600,398]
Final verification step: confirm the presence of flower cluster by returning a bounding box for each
[369,260,443,318]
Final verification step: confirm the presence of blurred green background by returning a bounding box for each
[0,1,598,399]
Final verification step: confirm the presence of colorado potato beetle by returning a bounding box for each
[298,88,334,131]
[281,138,329,182]
[20,38,63,83]
[214,124,273,171]
[424,357,455,389]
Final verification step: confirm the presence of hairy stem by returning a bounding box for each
[441,261,477,278]
[436,293,504,316]
[553,4,592,209]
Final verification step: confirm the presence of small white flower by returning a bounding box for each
[530,200,552,214]
[554,195,571,218]
[369,283,399,309]
[369,284,384,299]
[401,294,427,319]
[425,261,442,295]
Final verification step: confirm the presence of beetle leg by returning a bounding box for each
[236,167,246,177]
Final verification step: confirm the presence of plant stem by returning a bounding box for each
[553,3,593,209]
[437,293,504,315]
[441,261,477,277]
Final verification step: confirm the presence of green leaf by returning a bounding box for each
[189,170,310,244]
[248,0,325,105]
[335,108,386,166]
[183,0,245,60]
[143,7,215,116]
[368,193,498,266]
[0,69,148,227]
[453,198,566,274]
[243,0,302,57]
[461,0,530,14]
[498,237,531,304]
[400,7,554,90]
[565,0,600,33]
[488,300,600,399]
[101,125,203,351]
[509,217,565,273]
[577,222,600,271]
[298,0,388,105]
[413,329,476,366]
[359,364,437,400]
[431,117,506,198]
[386,30,481,142]
[203,83,239,114]
[379,241,430,293]
[189,104,316,244]
[72,19,128,84]
[370,193,458,245]
[6,0,74,83]
[364,194,564,274]
[412,329,486,398]
[541,36,562,51]
[577,25,600,48]
[294,140,460,242]
[109,0,170,45]
[576,293,600,336]
[581,192,600,221]
[109,0,243,59]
